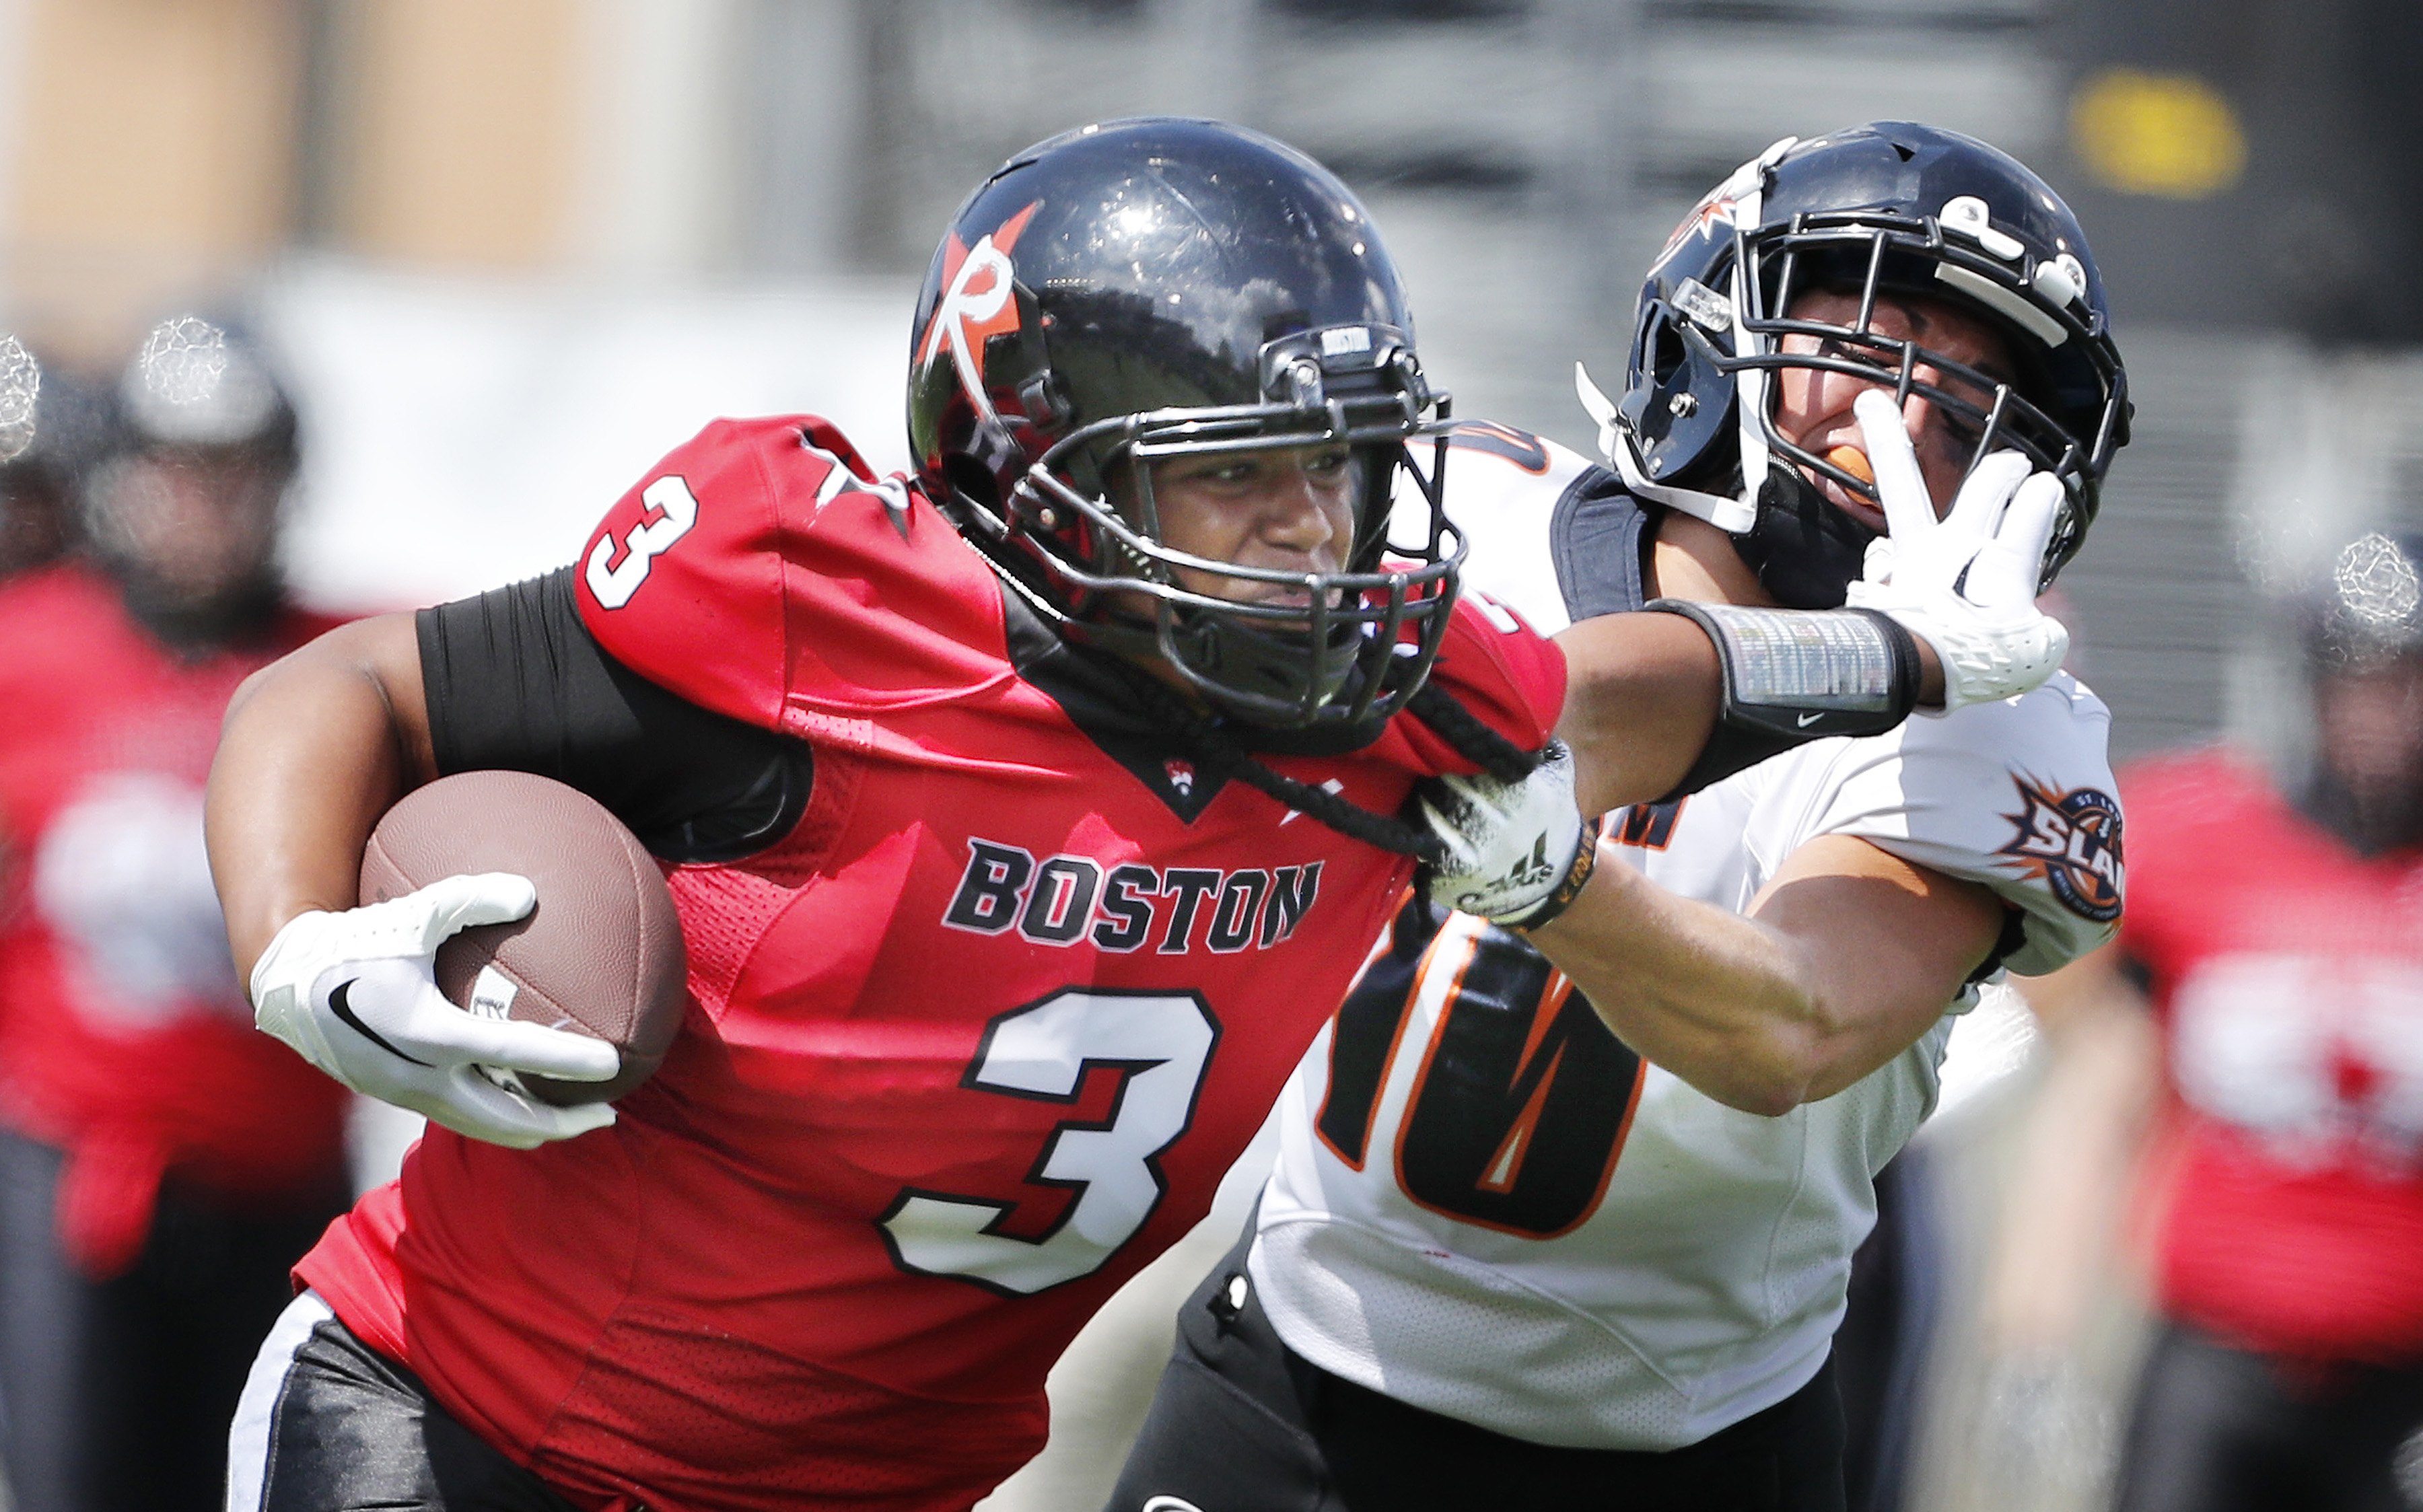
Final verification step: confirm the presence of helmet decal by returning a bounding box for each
[1654,188,1745,271]
[914,201,1040,431]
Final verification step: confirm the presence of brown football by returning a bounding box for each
[357,770,687,1105]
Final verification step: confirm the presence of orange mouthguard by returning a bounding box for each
[1824,445,1874,485]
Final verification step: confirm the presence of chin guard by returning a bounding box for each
[1732,463,1881,610]
[1648,598,1922,797]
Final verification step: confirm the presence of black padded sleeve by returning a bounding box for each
[1643,600,1924,801]
[415,568,812,863]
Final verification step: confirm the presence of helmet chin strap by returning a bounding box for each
[1576,359,1874,610]
[1575,363,1757,534]
[1734,462,1879,610]
[1574,145,1787,540]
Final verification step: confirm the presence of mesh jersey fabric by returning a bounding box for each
[295,415,1567,1512]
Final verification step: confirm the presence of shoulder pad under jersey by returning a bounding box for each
[1795,672,2122,974]
[1371,591,1567,780]
[573,415,1008,733]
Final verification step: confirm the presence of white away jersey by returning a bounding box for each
[1249,428,2121,1450]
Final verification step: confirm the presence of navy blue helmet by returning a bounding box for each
[1584,122,2131,607]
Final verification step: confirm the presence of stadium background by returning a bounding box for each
[0,1,2410,1507]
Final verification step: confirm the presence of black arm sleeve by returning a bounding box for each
[1643,600,1924,801]
[415,568,812,863]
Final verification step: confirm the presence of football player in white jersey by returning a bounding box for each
[1106,122,2130,1512]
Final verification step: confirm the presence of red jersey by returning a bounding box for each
[2120,747,2423,1363]
[0,565,351,1275]
[297,417,1566,1512]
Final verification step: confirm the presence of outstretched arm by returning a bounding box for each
[1415,755,2005,1116]
[1556,393,2067,816]
[1524,833,2004,1115]
[1549,610,1722,814]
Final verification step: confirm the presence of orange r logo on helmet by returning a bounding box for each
[915,201,1041,428]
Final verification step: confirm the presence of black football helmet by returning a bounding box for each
[1582,122,2130,608]
[84,314,300,641]
[2307,530,2423,670]
[907,118,1462,730]
[0,338,110,574]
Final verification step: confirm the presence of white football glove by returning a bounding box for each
[1840,389,2070,713]
[1414,740,1599,929]
[248,872,621,1149]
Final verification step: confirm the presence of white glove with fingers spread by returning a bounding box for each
[1414,740,1600,930]
[248,872,621,1149]
[1840,389,2070,713]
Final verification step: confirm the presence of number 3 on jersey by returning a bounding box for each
[586,474,699,608]
[880,988,1220,1295]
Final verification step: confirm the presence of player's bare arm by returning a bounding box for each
[210,615,611,1149]
[206,611,432,980]
[1415,289,2078,1114]
[1548,610,1720,814]
[1526,833,2002,1115]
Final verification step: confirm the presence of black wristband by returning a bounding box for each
[1508,814,1605,934]
[1647,599,1924,797]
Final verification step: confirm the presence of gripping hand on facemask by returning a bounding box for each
[248,872,621,1148]
[1841,389,2070,713]
[1413,740,1601,931]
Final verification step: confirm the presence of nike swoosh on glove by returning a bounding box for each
[1413,740,1601,931]
[1840,389,2070,714]
[248,872,621,1149]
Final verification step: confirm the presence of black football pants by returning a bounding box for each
[1104,1229,1848,1512]
[2113,1318,2423,1512]
[227,1293,582,1512]
[0,1126,347,1512]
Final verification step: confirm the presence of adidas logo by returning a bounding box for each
[1493,834,1557,892]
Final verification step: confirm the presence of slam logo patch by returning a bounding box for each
[1999,778,2124,923]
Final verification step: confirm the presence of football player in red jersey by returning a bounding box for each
[205,120,2066,1512]
[1990,529,2423,1512]
[0,317,353,1512]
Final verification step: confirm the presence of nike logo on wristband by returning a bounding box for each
[1797,711,1825,728]
[328,978,433,1067]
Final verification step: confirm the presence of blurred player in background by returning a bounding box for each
[0,316,353,1512]
[1109,122,2129,1512]
[1992,528,2423,1512]
[0,341,106,581]
[203,116,2058,1512]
